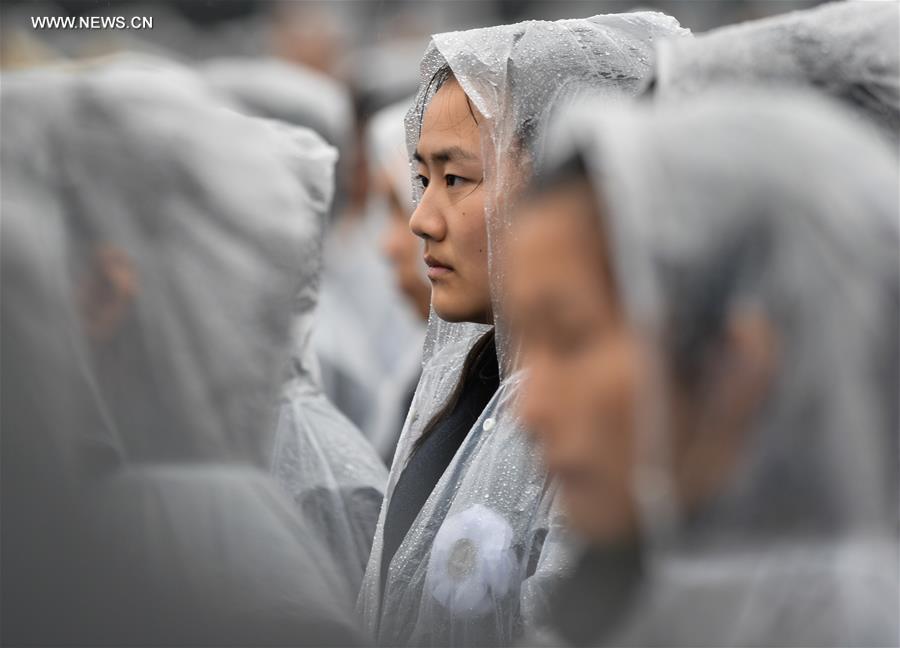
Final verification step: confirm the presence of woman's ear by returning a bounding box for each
[77,244,138,342]
[675,306,778,506]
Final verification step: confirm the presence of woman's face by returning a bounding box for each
[507,180,650,543]
[409,76,491,324]
[508,180,772,545]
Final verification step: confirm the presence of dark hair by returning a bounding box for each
[416,65,453,134]
[415,65,481,137]
[410,62,542,455]
[407,65,499,458]
[411,328,496,455]
[413,64,485,203]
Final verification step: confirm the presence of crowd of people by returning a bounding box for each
[2,1,898,646]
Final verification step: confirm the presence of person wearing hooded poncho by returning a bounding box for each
[507,89,899,646]
[0,60,361,646]
[366,97,430,465]
[650,0,899,146]
[201,55,420,441]
[267,111,389,601]
[200,57,390,598]
[1,77,114,643]
[200,57,354,182]
[198,58,369,429]
[357,13,690,647]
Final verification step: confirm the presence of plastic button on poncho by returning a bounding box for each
[357,13,690,647]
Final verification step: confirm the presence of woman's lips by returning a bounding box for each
[424,255,453,280]
[426,266,452,279]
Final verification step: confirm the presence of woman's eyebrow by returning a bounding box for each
[413,145,479,165]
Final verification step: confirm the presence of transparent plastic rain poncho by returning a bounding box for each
[199,57,354,173]
[316,141,423,438]
[652,0,900,145]
[358,13,690,647]
[314,94,425,444]
[368,98,417,216]
[1,73,116,643]
[0,61,360,644]
[542,89,899,646]
[198,56,371,428]
[269,103,389,601]
[200,56,418,439]
[365,97,428,463]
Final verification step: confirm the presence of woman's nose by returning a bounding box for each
[409,192,447,242]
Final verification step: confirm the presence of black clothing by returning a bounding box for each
[379,334,500,598]
[549,543,644,646]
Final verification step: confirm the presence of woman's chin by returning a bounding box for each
[432,303,473,323]
[432,300,491,325]
[430,289,476,324]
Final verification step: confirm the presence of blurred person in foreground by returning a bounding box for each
[508,89,899,646]
[0,59,361,646]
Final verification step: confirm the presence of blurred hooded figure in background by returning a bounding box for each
[0,59,361,646]
[267,109,389,601]
[200,56,389,598]
[508,89,899,646]
[201,55,384,435]
[315,132,426,442]
[357,13,691,647]
[338,37,431,452]
[650,0,900,146]
[200,57,354,217]
[367,97,430,464]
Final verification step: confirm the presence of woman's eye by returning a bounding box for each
[445,174,464,187]
[417,174,430,189]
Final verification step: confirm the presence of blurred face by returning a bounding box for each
[509,180,774,545]
[508,180,649,542]
[409,76,491,324]
[378,171,431,321]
